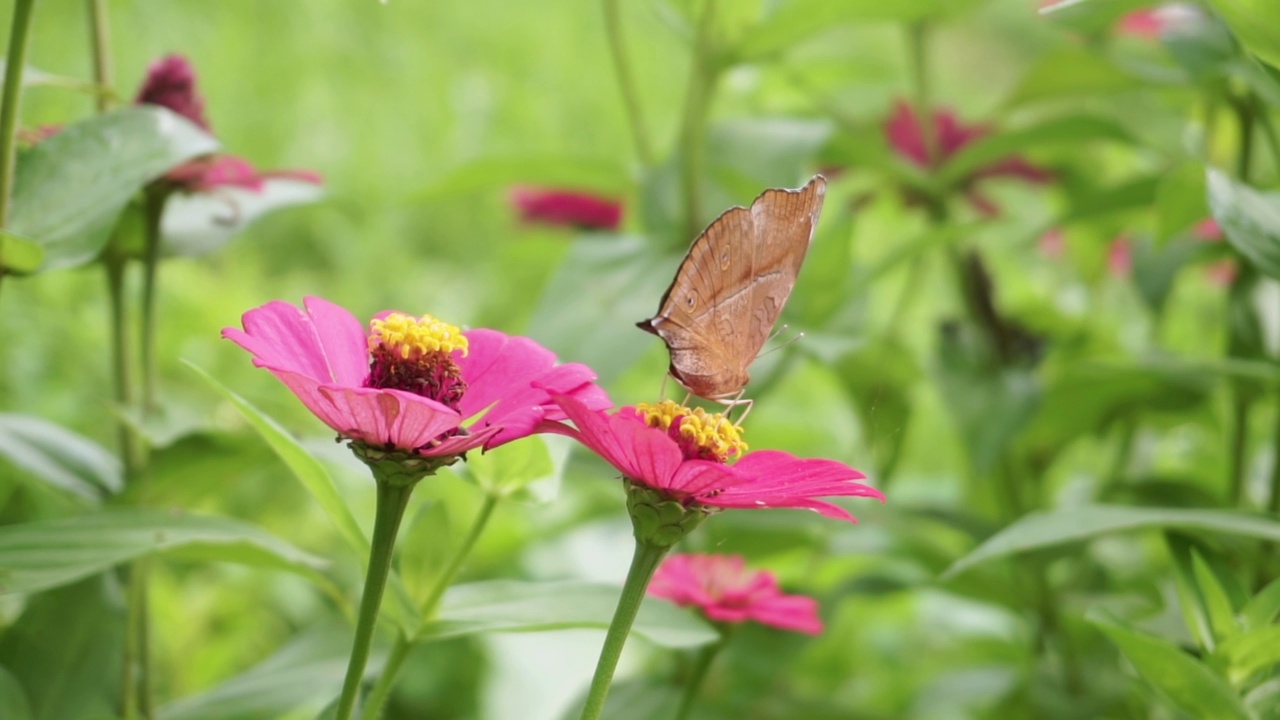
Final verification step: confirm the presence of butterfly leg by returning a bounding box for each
[720,390,753,426]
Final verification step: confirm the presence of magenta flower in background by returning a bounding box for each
[1193,217,1223,241]
[884,100,1053,216]
[135,54,211,131]
[510,186,623,231]
[1107,236,1133,277]
[649,554,823,635]
[542,396,883,522]
[222,296,610,456]
[1116,4,1204,38]
[135,54,324,195]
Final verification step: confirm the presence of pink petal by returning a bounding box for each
[706,451,882,521]
[420,424,504,457]
[313,385,462,448]
[550,395,683,487]
[747,594,824,635]
[884,100,929,167]
[669,460,750,497]
[222,296,369,386]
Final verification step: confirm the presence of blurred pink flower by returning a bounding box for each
[1039,228,1066,259]
[164,155,324,194]
[1193,217,1223,241]
[648,554,823,635]
[510,186,623,231]
[541,396,883,522]
[135,54,210,131]
[1116,4,1204,38]
[884,100,1052,216]
[136,54,323,195]
[1205,259,1238,287]
[1108,236,1133,277]
[222,296,610,455]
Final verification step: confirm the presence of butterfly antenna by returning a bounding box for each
[758,325,805,358]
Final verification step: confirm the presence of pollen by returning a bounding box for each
[366,312,468,412]
[368,313,468,359]
[636,400,747,463]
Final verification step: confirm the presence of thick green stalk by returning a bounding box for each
[1227,97,1256,508]
[676,0,717,243]
[335,480,417,720]
[358,492,501,720]
[87,0,113,112]
[121,560,144,719]
[105,256,142,478]
[0,0,35,230]
[139,188,168,413]
[578,542,669,720]
[602,0,651,166]
[673,634,727,720]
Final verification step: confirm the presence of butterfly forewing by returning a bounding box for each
[638,175,827,400]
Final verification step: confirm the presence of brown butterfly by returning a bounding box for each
[636,175,827,408]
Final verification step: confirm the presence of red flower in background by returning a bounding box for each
[1116,4,1204,38]
[648,554,823,635]
[884,100,1052,216]
[1193,217,1223,241]
[510,186,623,231]
[1107,236,1133,277]
[135,54,211,131]
[135,54,323,194]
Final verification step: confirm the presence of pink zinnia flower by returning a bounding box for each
[1193,217,1223,241]
[510,186,623,231]
[542,396,883,522]
[222,296,610,456]
[1107,236,1133,277]
[884,100,1052,217]
[163,155,324,194]
[135,54,210,131]
[1039,228,1066,259]
[1116,4,1204,38]
[648,554,823,634]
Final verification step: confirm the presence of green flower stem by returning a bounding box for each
[335,480,417,720]
[358,492,501,720]
[0,0,35,230]
[105,255,142,479]
[139,187,169,414]
[1227,96,1257,509]
[905,21,936,165]
[578,541,670,720]
[677,0,718,244]
[121,559,145,720]
[602,0,652,166]
[87,0,113,112]
[673,632,728,720]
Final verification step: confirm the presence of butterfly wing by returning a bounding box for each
[637,175,827,399]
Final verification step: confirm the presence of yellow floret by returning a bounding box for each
[636,399,747,461]
[369,313,468,359]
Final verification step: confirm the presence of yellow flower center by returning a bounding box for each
[365,313,468,414]
[636,400,747,463]
[368,313,468,359]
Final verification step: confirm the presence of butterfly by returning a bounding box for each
[636,175,826,410]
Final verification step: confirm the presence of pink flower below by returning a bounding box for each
[135,54,211,131]
[1193,217,1223,241]
[648,554,823,635]
[884,100,1052,217]
[510,186,623,231]
[541,395,884,522]
[164,155,324,194]
[222,296,611,456]
[1116,4,1204,38]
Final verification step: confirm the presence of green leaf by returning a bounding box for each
[734,0,978,60]
[1168,537,1217,652]
[828,340,917,482]
[1218,624,1280,685]
[555,678,681,720]
[941,114,1133,186]
[1245,677,1280,718]
[0,508,328,596]
[10,106,218,271]
[1191,551,1243,644]
[1208,0,1280,70]
[1091,613,1251,720]
[1241,577,1280,630]
[418,580,718,648]
[1156,162,1209,243]
[706,118,832,196]
[462,435,556,498]
[1206,168,1280,280]
[526,234,670,384]
[0,666,33,720]
[0,413,122,501]
[1007,45,1144,107]
[161,177,324,257]
[945,506,1280,578]
[1132,237,1214,313]
[159,632,347,720]
[0,576,124,720]
[398,498,458,609]
[186,361,368,556]
[0,230,42,274]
